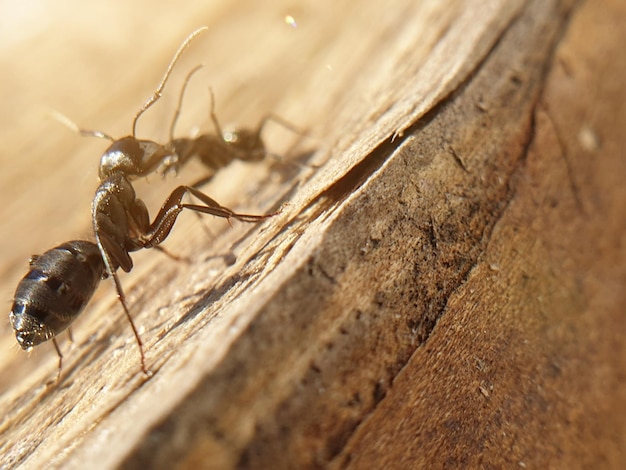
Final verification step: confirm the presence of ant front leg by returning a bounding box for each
[142,185,278,249]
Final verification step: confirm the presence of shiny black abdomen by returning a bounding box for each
[9,241,105,349]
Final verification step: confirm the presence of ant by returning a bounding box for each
[163,65,304,181]
[9,28,279,382]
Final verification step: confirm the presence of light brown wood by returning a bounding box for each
[0,0,625,468]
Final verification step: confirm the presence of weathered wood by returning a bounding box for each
[0,0,624,468]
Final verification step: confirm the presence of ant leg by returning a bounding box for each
[181,187,271,265]
[254,113,306,139]
[142,186,278,248]
[111,267,150,377]
[190,173,217,189]
[95,234,150,377]
[51,337,63,384]
[180,174,219,241]
[67,326,74,344]
[207,91,306,143]
[259,114,322,173]
[256,114,318,166]
[185,185,279,221]
[154,245,192,263]
[66,327,77,354]
[153,217,238,266]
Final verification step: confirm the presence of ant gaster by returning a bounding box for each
[10,241,105,378]
[9,28,278,381]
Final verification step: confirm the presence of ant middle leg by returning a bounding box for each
[154,245,192,263]
[108,264,149,377]
[94,232,150,377]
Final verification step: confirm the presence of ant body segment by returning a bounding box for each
[10,241,105,380]
[9,28,280,381]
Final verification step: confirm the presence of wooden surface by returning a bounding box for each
[0,0,625,468]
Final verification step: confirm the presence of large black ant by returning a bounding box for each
[9,27,281,381]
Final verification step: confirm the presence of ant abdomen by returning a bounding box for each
[9,241,105,351]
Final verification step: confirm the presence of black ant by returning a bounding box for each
[163,65,304,181]
[9,28,279,382]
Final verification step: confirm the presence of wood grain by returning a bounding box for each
[0,0,624,468]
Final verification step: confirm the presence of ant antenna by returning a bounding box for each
[132,26,209,137]
[207,86,225,138]
[169,64,206,141]
[48,109,115,142]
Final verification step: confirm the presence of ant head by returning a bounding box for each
[223,128,266,161]
[99,137,173,180]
